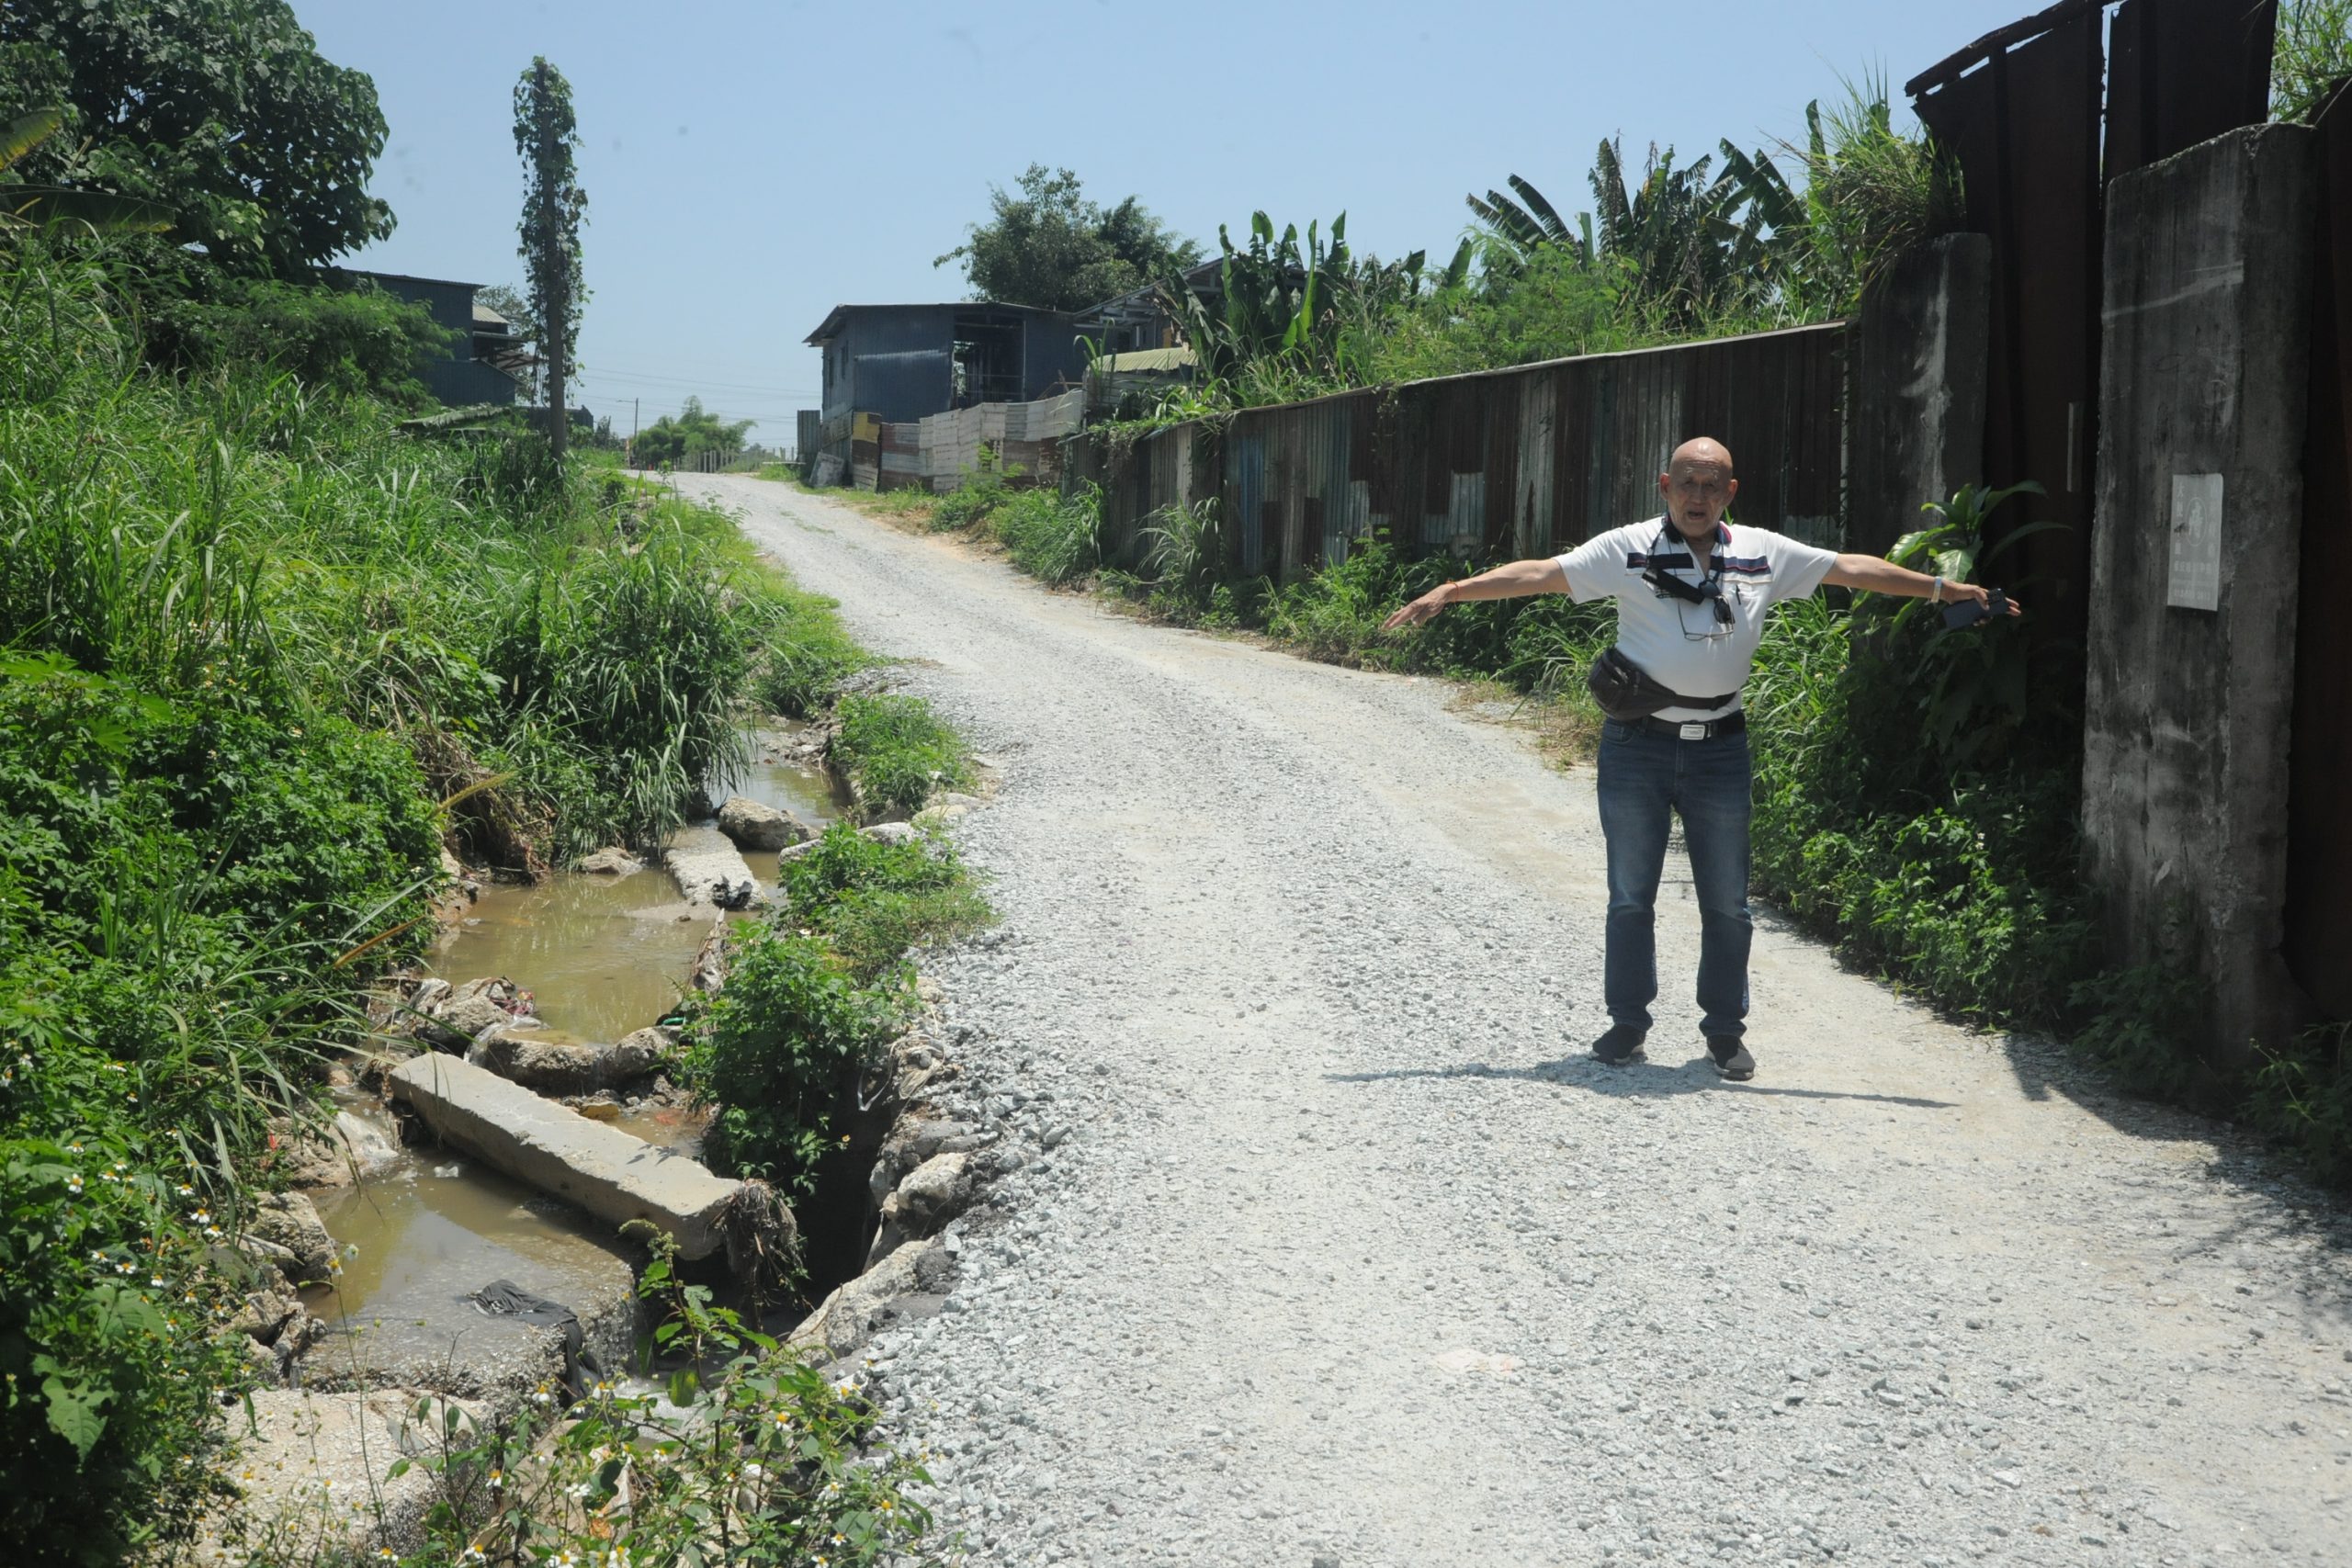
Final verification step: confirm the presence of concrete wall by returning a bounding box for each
[1846,233,1992,558]
[2083,123,2319,1068]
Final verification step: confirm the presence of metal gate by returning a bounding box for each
[2287,81,2352,1017]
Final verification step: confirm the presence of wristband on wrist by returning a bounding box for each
[1930,575,1945,604]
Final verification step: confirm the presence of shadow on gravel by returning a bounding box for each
[1324,1060,1956,1110]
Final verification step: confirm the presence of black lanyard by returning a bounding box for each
[1642,517,1731,617]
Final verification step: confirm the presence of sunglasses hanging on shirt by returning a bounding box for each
[1642,520,1736,633]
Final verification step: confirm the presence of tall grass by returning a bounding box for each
[2274,0,2352,124]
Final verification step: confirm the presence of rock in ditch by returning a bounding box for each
[786,1238,954,1361]
[469,1025,674,1095]
[884,1151,974,1232]
[271,1109,404,1188]
[577,846,643,874]
[717,795,812,851]
[388,1054,765,1262]
[416,976,542,1051]
[248,1190,337,1285]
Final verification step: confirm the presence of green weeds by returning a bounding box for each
[232,1246,941,1565]
[781,823,993,981]
[2247,1022,2352,1188]
[832,694,973,818]
[989,482,1103,585]
[754,574,871,720]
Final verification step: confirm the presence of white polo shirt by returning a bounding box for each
[1555,517,1839,721]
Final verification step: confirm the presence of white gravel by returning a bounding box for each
[688,475,2352,1568]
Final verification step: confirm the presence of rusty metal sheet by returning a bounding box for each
[2286,82,2352,1015]
[1087,323,1846,580]
[2106,0,2278,180]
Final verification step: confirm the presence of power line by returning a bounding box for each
[579,364,820,397]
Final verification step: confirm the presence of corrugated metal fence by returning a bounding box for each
[1071,323,1847,578]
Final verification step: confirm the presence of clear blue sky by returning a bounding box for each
[302,0,2033,441]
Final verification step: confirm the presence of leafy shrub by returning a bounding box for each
[929,463,1009,532]
[833,694,972,818]
[782,823,992,979]
[152,274,455,406]
[1745,588,2098,1026]
[990,482,1102,586]
[2066,964,2211,1102]
[2247,1022,2352,1188]
[0,675,384,1568]
[684,932,900,1191]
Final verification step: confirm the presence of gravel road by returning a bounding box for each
[686,475,2351,1568]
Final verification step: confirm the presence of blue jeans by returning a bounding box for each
[1594,718,1753,1040]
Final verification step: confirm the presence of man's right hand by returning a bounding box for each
[1382,583,1453,630]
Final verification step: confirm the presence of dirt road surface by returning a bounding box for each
[687,475,2351,1568]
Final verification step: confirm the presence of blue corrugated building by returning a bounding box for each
[345,270,520,408]
[801,301,1091,455]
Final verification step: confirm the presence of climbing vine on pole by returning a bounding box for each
[514,57,586,461]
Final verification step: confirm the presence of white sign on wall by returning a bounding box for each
[2166,472,2224,612]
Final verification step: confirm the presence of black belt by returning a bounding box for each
[1631,710,1747,740]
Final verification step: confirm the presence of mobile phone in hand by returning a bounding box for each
[1942,588,2008,630]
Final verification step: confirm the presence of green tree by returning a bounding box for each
[934,164,1201,310]
[630,396,753,469]
[0,0,391,274]
[514,57,586,462]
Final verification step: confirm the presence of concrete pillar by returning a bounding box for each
[1845,233,1992,557]
[2083,124,2319,1071]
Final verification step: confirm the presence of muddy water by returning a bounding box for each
[309,1145,613,1320]
[312,740,847,1360]
[424,739,848,1043]
[714,731,855,885]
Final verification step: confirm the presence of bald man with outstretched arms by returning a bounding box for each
[1383,437,2017,1080]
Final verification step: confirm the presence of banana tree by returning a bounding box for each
[1,108,174,237]
[1169,210,1459,396]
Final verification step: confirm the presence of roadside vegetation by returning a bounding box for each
[0,19,974,1545]
[0,230,954,1559]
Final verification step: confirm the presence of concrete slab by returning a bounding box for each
[663,823,767,908]
[192,1387,484,1564]
[389,1055,761,1260]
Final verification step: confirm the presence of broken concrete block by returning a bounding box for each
[388,1055,763,1261]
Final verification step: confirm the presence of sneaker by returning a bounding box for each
[1592,1023,1647,1066]
[1706,1036,1756,1081]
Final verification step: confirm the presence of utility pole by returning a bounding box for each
[631,397,639,468]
